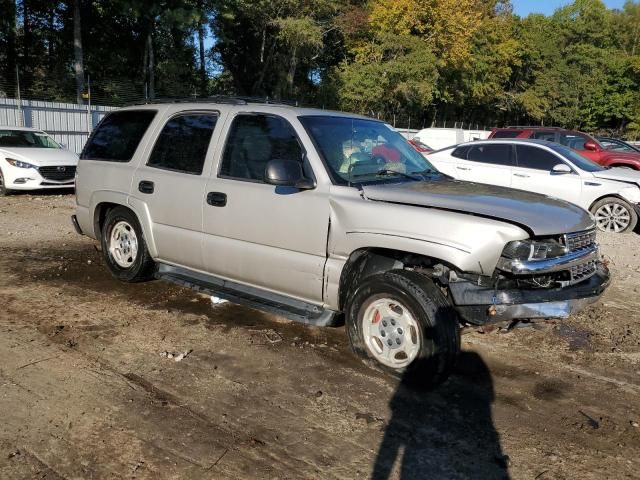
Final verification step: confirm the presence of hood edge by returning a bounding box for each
[366,197,536,238]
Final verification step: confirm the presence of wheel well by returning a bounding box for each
[337,248,452,311]
[93,202,124,238]
[588,194,631,212]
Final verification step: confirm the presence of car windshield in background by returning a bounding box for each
[599,138,640,153]
[549,144,605,172]
[300,116,436,185]
[0,130,61,149]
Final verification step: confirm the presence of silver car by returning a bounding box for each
[72,99,610,386]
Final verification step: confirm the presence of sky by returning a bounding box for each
[512,0,628,16]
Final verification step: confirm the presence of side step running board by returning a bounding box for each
[155,263,340,327]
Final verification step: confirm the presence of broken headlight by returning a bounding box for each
[501,238,567,261]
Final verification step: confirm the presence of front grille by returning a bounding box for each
[565,229,596,252]
[569,260,597,285]
[38,165,76,182]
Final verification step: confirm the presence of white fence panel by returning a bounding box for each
[0,98,116,153]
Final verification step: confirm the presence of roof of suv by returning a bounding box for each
[121,97,374,121]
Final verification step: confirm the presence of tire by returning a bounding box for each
[100,206,156,282]
[0,168,12,196]
[346,269,461,388]
[590,197,638,233]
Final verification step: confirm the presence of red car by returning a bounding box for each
[489,127,640,170]
[408,138,433,154]
[371,139,433,163]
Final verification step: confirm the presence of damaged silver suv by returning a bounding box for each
[72,99,609,386]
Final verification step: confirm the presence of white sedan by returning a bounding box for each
[428,139,640,233]
[0,126,79,196]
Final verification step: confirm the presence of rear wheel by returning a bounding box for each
[590,197,637,233]
[346,270,460,388]
[101,206,155,282]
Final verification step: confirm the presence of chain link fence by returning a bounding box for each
[0,68,497,151]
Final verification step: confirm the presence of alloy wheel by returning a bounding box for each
[595,202,631,233]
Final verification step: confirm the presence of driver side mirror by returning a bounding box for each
[264,159,315,190]
[551,163,572,175]
[584,140,599,152]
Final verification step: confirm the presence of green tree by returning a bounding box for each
[336,34,438,122]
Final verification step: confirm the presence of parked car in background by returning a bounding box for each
[72,100,609,386]
[489,126,640,170]
[0,126,79,195]
[428,139,640,233]
[408,138,433,154]
[597,137,640,153]
[413,127,491,150]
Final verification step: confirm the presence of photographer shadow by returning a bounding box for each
[371,351,510,480]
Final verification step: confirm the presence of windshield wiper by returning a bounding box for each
[410,168,438,175]
[374,169,422,181]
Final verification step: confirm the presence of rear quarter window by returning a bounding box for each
[451,146,471,159]
[81,110,157,162]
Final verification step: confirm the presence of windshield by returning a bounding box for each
[299,115,437,185]
[550,144,605,172]
[0,130,61,149]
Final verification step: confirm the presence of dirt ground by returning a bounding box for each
[0,192,639,480]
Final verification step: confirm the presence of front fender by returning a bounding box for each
[322,188,529,310]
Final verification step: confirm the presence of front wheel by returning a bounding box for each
[590,197,638,233]
[0,168,12,196]
[101,206,156,282]
[346,270,461,388]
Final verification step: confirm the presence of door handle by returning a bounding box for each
[207,192,227,207]
[513,173,530,178]
[138,180,154,194]
[456,166,470,171]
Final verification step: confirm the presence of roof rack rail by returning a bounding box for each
[126,95,300,107]
[504,125,565,130]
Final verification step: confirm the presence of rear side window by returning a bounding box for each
[81,110,156,162]
[492,130,522,139]
[516,145,565,171]
[466,144,513,166]
[531,131,557,142]
[219,114,303,182]
[451,146,471,159]
[147,113,218,175]
[559,133,588,150]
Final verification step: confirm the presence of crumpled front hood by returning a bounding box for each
[592,167,640,187]
[0,147,79,166]
[361,177,594,236]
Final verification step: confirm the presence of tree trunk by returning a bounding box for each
[147,28,155,99]
[286,45,297,98]
[73,0,85,105]
[198,19,206,94]
[4,0,17,95]
[22,0,31,87]
[260,28,266,63]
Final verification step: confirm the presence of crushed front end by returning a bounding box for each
[446,229,610,325]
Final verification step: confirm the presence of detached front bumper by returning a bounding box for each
[451,264,610,325]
